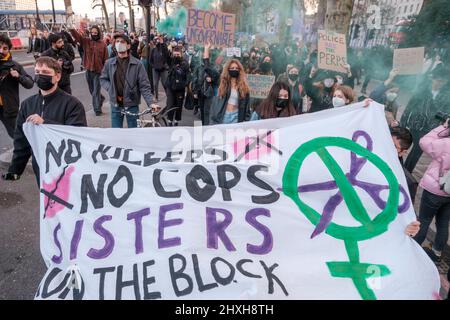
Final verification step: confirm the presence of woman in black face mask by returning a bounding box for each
[209,59,250,125]
[250,81,297,120]
[255,56,274,76]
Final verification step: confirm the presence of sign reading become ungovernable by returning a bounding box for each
[185,8,235,48]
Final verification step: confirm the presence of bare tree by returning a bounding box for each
[324,0,354,34]
[118,0,135,32]
[92,0,110,31]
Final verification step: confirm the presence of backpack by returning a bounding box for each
[167,65,187,91]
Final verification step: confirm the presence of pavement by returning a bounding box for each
[0,50,448,299]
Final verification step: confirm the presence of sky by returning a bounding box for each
[37,0,145,20]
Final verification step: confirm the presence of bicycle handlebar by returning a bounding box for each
[120,105,162,117]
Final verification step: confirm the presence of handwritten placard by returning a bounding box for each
[393,47,425,75]
[247,74,275,99]
[226,47,241,57]
[185,8,235,48]
[318,30,347,73]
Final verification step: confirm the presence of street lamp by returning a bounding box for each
[35,0,41,25]
[114,0,117,31]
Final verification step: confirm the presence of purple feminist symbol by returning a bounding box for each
[290,130,410,239]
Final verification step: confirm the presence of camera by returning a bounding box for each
[435,111,449,123]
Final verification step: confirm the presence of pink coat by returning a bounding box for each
[419,125,450,197]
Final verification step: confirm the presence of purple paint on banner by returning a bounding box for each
[128,208,151,254]
[206,207,236,252]
[70,220,84,260]
[246,208,273,254]
[311,192,343,239]
[292,130,410,238]
[87,215,115,259]
[158,203,184,249]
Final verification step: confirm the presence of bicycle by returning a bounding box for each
[120,105,172,128]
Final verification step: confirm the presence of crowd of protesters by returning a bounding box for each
[0,23,450,296]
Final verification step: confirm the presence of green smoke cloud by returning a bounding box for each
[156,0,214,36]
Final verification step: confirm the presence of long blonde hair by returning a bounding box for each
[218,59,250,99]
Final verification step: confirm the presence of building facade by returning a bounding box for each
[0,1,15,11]
[349,0,424,48]
[14,0,36,11]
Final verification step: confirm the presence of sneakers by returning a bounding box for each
[423,246,442,262]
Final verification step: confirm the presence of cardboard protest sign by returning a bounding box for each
[226,47,241,57]
[393,47,425,75]
[26,103,440,300]
[318,30,347,73]
[185,8,235,48]
[247,74,275,99]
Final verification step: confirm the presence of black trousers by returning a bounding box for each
[414,189,450,252]
[0,108,16,139]
[166,89,185,122]
[404,129,427,173]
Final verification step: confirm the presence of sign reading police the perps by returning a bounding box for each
[25,103,440,300]
[318,30,348,73]
[185,8,236,48]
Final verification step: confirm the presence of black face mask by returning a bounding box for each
[35,74,55,91]
[288,73,299,81]
[229,70,240,78]
[91,34,100,41]
[261,62,271,72]
[276,98,289,108]
[173,56,182,63]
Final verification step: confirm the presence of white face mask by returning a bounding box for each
[332,97,346,108]
[115,42,128,53]
[336,76,343,85]
[386,92,398,102]
[324,78,334,88]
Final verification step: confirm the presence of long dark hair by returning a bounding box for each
[255,81,297,119]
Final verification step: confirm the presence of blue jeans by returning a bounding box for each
[110,104,138,128]
[86,70,102,113]
[414,189,450,252]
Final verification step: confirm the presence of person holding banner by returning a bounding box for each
[2,57,87,185]
[332,85,355,108]
[210,59,250,125]
[249,81,297,121]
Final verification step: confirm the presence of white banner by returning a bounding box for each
[25,102,440,300]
